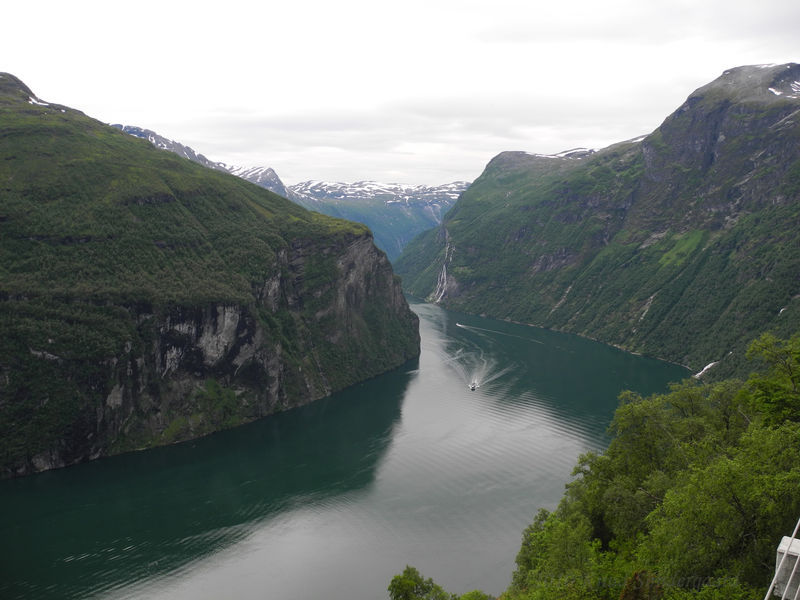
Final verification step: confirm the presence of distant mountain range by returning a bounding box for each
[112,125,467,260]
[287,180,468,260]
[395,63,800,378]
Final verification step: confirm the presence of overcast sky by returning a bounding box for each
[3,0,798,185]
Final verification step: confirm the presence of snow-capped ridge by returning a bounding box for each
[227,165,284,185]
[287,179,469,206]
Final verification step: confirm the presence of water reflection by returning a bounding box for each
[0,362,416,600]
[413,299,682,436]
[0,300,689,600]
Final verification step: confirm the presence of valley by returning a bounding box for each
[1,61,799,600]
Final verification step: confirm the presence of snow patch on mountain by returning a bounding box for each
[226,165,288,195]
[288,180,469,206]
[769,80,800,99]
[526,147,596,160]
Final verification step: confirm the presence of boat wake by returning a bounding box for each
[456,322,544,345]
[443,343,514,391]
[464,356,514,390]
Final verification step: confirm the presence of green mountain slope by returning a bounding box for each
[0,73,420,477]
[396,63,800,377]
[112,125,466,261]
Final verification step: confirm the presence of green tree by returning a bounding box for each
[459,591,494,600]
[746,333,800,423]
[619,571,663,600]
[388,566,455,600]
[662,578,761,599]
[641,422,800,585]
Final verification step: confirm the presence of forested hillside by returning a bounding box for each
[395,64,800,378]
[113,125,466,261]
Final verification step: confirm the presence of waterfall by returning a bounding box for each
[431,239,453,304]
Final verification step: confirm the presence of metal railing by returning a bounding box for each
[765,517,800,600]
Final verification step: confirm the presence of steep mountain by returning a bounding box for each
[113,125,466,260]
[0,73,420,477]
[395,63,800,378]
[111,124,290,198]
[287,180,468,260]
[110,124,227,170]
[230,165,289,198]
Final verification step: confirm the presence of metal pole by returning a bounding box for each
[784,547,800,600]
[790,550,800,600]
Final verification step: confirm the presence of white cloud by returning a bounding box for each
[2,0,798,184]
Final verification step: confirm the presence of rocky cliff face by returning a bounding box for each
[0,73,419,478]
[6,231,419,478]
[634,64,800,230]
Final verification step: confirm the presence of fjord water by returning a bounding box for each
[0,300,687,599]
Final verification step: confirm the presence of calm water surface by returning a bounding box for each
[0,300,688,599]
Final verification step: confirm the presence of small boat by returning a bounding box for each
[469,382,477,391]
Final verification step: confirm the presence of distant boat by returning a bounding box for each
[469,381,477,391]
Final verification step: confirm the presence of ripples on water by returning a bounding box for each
[0,300,688,600]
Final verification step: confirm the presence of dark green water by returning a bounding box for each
[0,300,688,599]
